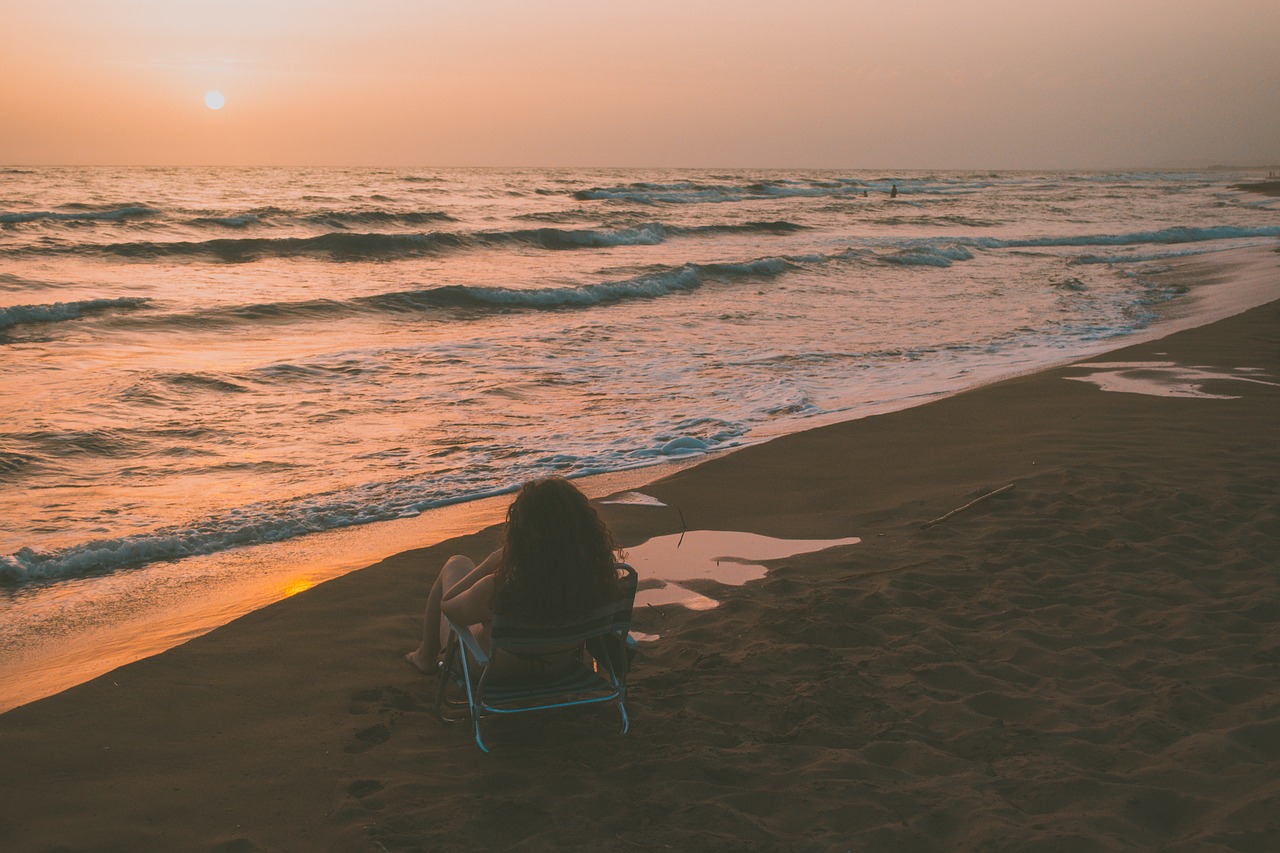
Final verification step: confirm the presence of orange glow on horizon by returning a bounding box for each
[1,1,1277,168]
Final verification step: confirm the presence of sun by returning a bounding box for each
[204,90,226,110]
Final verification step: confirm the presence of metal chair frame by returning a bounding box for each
[435,564,637,752]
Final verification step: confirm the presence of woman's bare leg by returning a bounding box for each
[405,554,475,672]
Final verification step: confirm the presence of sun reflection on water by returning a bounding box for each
[278,577,315,598]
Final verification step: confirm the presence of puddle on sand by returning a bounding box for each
[601,491,669,507]
[1065,361,1279,399]
[623,529,861,631]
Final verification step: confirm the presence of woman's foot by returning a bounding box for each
[404,648,438,673]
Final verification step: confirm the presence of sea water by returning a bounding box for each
[2,167,1278,705]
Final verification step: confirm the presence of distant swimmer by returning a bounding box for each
[890,184,898,198]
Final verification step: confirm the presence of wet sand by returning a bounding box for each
[1235,179,1280,197]
[1,257,1278,851]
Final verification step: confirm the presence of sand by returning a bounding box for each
[1235,180,1280,198]
[1,265,1279,851]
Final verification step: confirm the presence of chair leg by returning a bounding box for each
[435,639,461,723]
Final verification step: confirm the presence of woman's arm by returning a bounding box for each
[440,549,501,627]
[441,549,500,601]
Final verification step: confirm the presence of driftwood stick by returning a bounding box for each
[920,483,1015,530]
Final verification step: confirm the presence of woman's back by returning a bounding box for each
[490,478,620,624]
[406,477,621,678]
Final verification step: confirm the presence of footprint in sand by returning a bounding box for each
[348,685,422,717]
[347,779,385,799]
[345,723,392,753]
[345,779,387,814]
[345,685,430,752]
[348,688,384,715]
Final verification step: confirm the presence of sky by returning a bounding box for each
[2,0,1278,169]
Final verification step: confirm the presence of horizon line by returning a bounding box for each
[5,162,1279,173]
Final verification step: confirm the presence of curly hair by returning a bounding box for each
[491,477,620,623]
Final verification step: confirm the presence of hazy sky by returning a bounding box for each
[3,0,1277,169]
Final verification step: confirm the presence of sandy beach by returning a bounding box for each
[1234,180,1280,197]
[2,252,1279,850]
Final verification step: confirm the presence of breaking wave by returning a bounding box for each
[111,256,798,333]
[881,244,975,267]
[574,179,871,204]
[0,297,151,332]
[1,206,161,224]
[13,220,806,261]
[981,225,1280,249]
[187,208,458,229]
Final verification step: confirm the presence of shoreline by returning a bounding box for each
[0,248,1276,849]
[0,457,705,714]
[1234,179,1280,197]
[2,243,1278,715]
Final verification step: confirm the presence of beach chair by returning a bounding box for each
[435,564,638,752]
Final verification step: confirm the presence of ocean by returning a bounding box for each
[2,166,1278,706]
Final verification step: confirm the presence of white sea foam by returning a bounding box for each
[881,244,975,266]
[0,429,734,584]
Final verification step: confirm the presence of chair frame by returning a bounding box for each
[435,563,637,752]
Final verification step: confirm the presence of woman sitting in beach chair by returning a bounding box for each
[405,476,623,682]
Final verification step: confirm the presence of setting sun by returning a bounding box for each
[204,90,225,110]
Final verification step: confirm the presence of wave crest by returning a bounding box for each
[984,225,1280,250]
[881,244,975,267]
[299,210,457,228]
[0,206,160,224]
[0,297,150,332]
[574,179,871,205]
[106,254,800,335]
[22,219,804,262]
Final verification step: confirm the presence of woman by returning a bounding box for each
[405,477,621,674]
